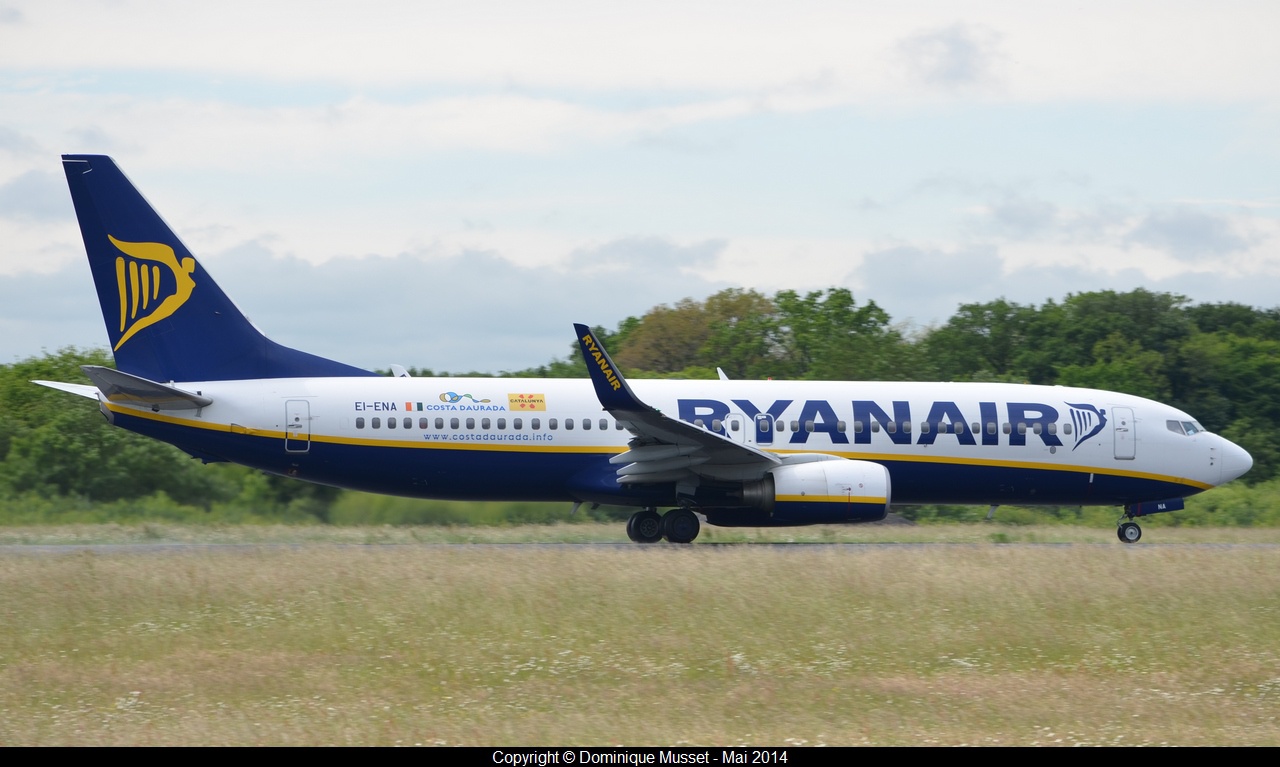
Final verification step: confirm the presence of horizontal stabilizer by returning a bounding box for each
[80,365,212,410]
[30,380,100,399]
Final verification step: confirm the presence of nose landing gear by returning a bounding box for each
[1116,498,1184,543]
[1117,520,1142,543]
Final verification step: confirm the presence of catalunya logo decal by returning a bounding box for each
[508,393,547,411]
[108,235,196,351]
[1067,403,1108,450]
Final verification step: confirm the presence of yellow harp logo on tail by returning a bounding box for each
[108,235,196,351]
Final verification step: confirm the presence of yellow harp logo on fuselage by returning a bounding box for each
[108,235,196,351]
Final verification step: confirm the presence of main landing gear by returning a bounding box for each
[626,507,701,544]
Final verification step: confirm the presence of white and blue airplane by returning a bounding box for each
[38,155,1253,543]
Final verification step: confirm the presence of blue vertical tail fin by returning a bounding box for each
[62,155,375,381]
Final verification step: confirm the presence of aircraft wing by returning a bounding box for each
[574,324,780,485]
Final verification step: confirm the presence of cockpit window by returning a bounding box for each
[1167,420,1203,436]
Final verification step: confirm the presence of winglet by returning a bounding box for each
[573,323,647,413]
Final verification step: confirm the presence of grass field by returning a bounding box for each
[1,525,1279,745]
[4,520,1280,545]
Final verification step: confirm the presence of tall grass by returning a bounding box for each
[2,542,1278,745]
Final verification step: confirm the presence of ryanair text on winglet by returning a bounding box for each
[582,333,622,391]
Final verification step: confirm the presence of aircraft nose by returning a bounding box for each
[1219,437,1253,484]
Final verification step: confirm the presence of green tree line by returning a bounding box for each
[517,287,1280,485]
[1,287,1277,525]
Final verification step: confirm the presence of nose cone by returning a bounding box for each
[1220,438,1254,484]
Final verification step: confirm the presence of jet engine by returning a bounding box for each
[737,458,891,524]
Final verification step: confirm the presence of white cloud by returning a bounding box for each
[896,23,1006,92]
[3,0,1280,372]
[3,1,1278,102]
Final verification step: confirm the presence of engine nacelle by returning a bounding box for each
[741,459,891,524]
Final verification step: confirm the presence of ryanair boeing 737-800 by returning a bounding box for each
[38,155,1253,543]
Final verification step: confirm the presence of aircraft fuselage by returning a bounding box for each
[99,376,1242,512]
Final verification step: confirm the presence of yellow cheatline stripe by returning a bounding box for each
[776,494,888,505]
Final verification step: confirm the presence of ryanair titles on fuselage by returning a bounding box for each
[680,397,1109,450]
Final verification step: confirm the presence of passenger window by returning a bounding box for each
[565,418,574,430]
[853,421,864,433]
[694,419,704,428]
[600,419,608,431]
[971,422,980,434]
[1002,422,1010,435]
[419,417,429,429]
[836,421,846,433]
[450,417,459,429]
[466,417,475,429]
[1047,423,1056,435]
[954,422,965,435]
[497,418,506,430]
[712,419,722,432]
[1017,423,1027,435]
[513,418,522,429]
[582,419,591,430]
[404,417,412,429]
[1063,423,1072,435]
[901,421,911,434]
[532,418,541,430]
[886,421,897,434]
[871,422,880,433]
[730,420,740,432]
[805,420,814,432]
[919,422,931,434]
[759,420,771,433]
[372,417,381,429]
[481,418,491,429]
[548,418,558,430]
[356,417,365,429]
[1032,423,1042,435]
[790,420,799,432]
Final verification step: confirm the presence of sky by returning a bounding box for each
[1,1,1278,374]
